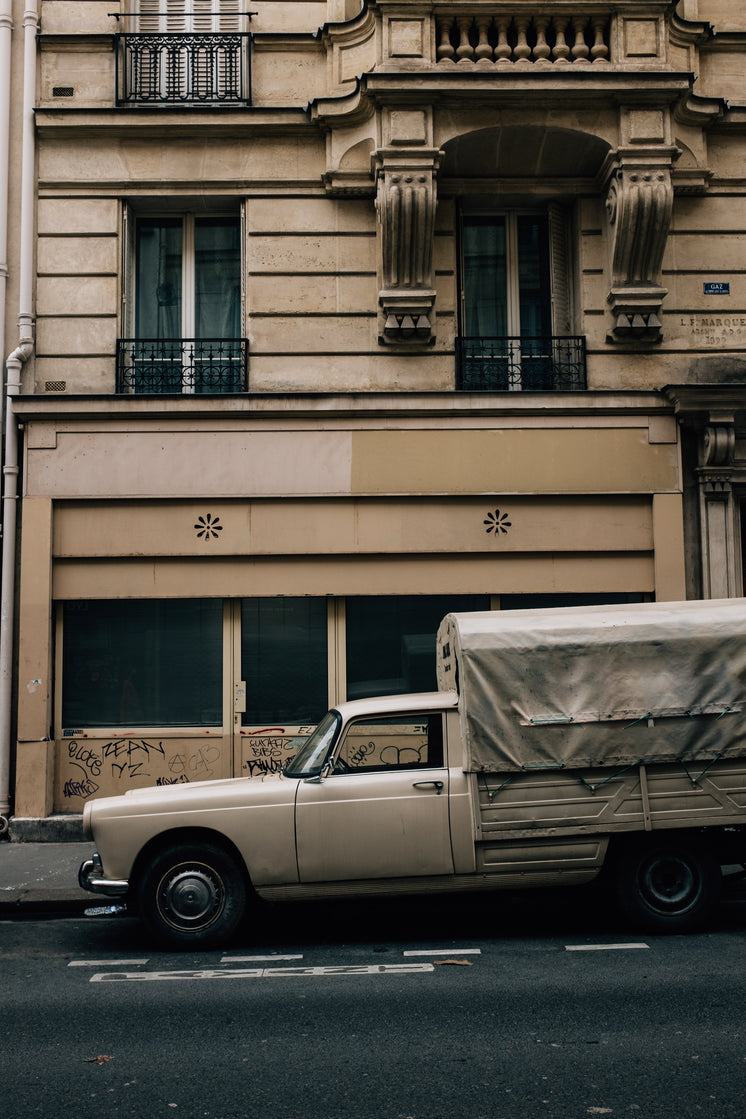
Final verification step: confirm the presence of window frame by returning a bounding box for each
[120,203,246,394]
[458,202,575,341]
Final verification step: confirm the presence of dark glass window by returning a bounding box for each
[500,593,646,610]
[61,599,223,728]
[345,595,490,700]
[241,598,328,725]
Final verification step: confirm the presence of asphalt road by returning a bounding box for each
[3,889,746,1119]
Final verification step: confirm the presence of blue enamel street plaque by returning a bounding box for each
[704,282,730,295]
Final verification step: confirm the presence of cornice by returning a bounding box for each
[310,66,694,125]
[664,383,746,418]
[33,106,312,139]
[13,390,672,424]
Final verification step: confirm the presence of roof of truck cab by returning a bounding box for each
[332,690,458,722]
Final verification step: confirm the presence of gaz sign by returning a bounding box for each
[704,282,730,295]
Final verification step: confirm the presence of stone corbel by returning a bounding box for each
[605,156,675,343]
[374,147,442,345]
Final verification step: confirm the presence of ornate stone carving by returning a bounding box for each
[605,157,675,343]
[702,422,736,469]
[374,147,442,344]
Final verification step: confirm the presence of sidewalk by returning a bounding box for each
[0,840,95,911]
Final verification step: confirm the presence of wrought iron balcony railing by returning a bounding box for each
[116,339,249,394]
[456,336,587,391]
[115,33,252,105]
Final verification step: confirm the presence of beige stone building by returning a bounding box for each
[1,0,745,834]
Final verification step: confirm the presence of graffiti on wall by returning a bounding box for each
[60,737,226,802]
[240,726,315,777]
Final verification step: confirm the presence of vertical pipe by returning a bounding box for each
[0,0,38,826]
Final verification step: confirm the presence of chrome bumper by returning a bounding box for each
[78,853,129,897]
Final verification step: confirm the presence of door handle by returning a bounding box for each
[412,780,444,795]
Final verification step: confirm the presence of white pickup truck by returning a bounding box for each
[79,598,746,948]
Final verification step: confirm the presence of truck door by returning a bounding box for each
[295,712,453,883]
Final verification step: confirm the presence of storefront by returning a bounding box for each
[12,394,685,819]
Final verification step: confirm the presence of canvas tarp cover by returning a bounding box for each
[436,600,746,773]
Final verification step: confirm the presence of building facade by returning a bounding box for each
[2,0,745,833]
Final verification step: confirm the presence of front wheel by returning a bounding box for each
[614,841,720,933]
[136,841,247,949]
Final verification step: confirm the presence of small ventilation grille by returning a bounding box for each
[45,381,67,392]
[52,86,75,97]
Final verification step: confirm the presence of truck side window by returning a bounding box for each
[335,713,444,772]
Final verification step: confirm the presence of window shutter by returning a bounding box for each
[218,0,241,33]
[121,203,135,337]
[548,202,573,336]
[137,0,242,33]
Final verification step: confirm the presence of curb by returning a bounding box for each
[0,889,93,913]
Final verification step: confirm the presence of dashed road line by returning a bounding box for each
[565,943,650,952]
[68,959,149,967]
[403,948,482,957]
[220,954,304,963]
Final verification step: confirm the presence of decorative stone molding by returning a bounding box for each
[374,147,442,345]
[702,422,736,470]
[697,415,738,599]
[605,152,676,342]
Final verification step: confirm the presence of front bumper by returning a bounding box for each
[78,853,129,897]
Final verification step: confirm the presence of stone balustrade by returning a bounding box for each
[435,12,611,65]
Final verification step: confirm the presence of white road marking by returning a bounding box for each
[564,943,650,952]
[68,959,149,967]
[90,963,434,983]
[220,954,304,963]
[403,948,482,957]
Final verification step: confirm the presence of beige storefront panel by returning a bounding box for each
[25,423,678,501]
[53,553,654,599]
[53,496,653,558]
[350,429,679,495]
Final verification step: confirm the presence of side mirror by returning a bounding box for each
[304,759,333,784]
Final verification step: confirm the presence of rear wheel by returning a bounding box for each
[615,841,720,933]
[137,841,247,949]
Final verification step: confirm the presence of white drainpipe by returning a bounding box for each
[0,0,38,832]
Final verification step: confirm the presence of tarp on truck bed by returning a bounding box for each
[436,600,746,773]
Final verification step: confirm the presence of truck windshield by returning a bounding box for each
[283,710,341,778]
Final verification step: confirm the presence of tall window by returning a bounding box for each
[458,205,583,391]
[463,213,551,341]
[119,212,244,393]
[135,215,241,341]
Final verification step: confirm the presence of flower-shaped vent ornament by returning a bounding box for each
[484,509,512,536]
[195,513,223,540]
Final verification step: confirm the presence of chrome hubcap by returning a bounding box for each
[158,864,223,929]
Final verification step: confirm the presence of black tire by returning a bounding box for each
[136,841,247,949]
[614,840,721,933]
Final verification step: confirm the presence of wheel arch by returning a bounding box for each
[129,826,253,901]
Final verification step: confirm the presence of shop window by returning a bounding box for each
[61,600,223,729]
[345,595,490,700]
[117,212,246,393]
[500,593,647,610]
[241,598,329,725]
